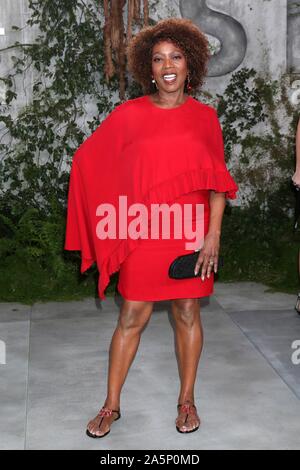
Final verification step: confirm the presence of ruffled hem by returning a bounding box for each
[142,168,238,203]
[80,257,95,273]
[97,168,238,300]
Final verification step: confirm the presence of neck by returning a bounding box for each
[152,91,188,107]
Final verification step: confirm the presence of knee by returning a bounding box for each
[118,301,153,333]
[172,299,199,327]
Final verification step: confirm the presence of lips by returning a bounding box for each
[162,73,177,84]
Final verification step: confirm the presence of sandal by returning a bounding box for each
[175,401,200,434]
[86,406,121,438]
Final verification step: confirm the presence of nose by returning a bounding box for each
[163,57,173,67]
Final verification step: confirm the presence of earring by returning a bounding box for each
[186,72,192,92]
[151,76,158,89]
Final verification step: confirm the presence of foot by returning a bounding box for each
[175,400,200,433]
[86,406,121,438]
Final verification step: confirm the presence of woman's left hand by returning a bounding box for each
[194,231,220,280]
[292,171,300,190]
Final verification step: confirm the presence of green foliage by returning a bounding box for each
[0,0,121,302]
[219,201,300,294]
[0,198,99,303]
[217,68,298,209]
[0,0,123,217]
[0,1,299,303]
[215,68,299,291]
[217,67,268,157]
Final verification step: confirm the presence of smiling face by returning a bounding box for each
[151,40,189,94]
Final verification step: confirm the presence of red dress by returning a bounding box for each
[64,95,238,300]
[117,188,213,301]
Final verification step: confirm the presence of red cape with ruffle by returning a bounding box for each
[64,95,239,299]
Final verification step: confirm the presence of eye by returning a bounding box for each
[153,57,161,62]
[173,55,182,60]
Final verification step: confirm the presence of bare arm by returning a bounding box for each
[194,191,226,279]
[207,190,226,236]
[292,118,300,185]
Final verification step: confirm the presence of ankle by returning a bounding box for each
[104,398,120,410]
[178,396,195,405]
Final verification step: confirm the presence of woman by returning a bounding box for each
[64,18,238,438]
[292,118,300,188]
[292,119,300,314]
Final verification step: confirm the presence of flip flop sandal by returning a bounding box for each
[86,406,121,438]
[176,402,200,434]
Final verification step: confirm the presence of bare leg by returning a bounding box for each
[87,299,154,437]
[171,298,203,432]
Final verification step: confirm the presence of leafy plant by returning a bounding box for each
[0,1,299,302]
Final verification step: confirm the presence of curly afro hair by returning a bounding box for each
[126,17,211,95]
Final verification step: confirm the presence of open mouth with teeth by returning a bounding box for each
[162,74,177,84]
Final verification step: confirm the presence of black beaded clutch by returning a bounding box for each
[168,250,223,279]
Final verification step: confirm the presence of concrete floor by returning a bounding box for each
[0,281,300,450]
